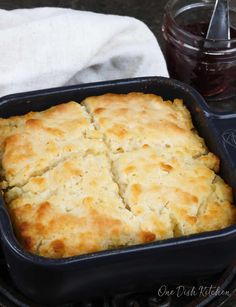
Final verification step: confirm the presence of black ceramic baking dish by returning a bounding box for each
[0,77,236,305]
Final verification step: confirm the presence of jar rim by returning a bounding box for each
[165,0,236,48]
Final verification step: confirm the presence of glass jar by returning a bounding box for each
[162,0,236,102]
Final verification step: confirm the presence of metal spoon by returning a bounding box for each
[204,0,230,49]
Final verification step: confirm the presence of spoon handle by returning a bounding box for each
[206,0,230,40]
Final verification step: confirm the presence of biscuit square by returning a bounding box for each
[83,93,206,157]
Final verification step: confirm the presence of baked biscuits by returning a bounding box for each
[83,93,206,157]
[0,93,235,258]
[7,153,140,258]
[0,102,102,187]
[111,146,234,237]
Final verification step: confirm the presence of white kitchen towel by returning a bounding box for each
[0,7,168,97]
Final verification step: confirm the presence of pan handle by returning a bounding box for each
[221,129,236,166]
[209,114,236,191]
[214,116,236,169]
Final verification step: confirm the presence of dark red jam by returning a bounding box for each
[182,22,236,39]
[163,19,236,100]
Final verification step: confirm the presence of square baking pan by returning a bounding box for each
[0,76,236,304]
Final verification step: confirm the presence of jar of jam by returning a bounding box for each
[162,0,236,102]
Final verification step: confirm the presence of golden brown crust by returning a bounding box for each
[0,102,103,187]
[0,93,235,258]
[83,93,207,157]
[111,146,235,238]
[7,154,141,257]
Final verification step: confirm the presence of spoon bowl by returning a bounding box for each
[204,0,230,49]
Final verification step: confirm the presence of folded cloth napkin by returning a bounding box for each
[0,7,168,97]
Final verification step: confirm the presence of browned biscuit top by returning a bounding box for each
[1,93,235,258]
